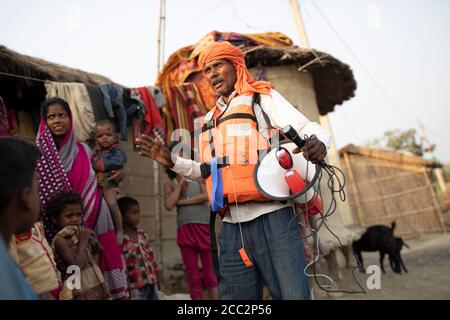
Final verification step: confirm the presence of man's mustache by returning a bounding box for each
[212,78,224,86]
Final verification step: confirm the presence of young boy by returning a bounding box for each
[10,222,62,300]
[118,196,159,300]
[91,120,127,245]
[0,137,40,299]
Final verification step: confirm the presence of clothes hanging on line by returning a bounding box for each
[3,69,168,145]
[168,83,207,146]
[97,84,128,141]
[0,96,9,136]
[130,87,165,144]
[147,86,166,109]
[85,84,109,123]
[124,88,146,148]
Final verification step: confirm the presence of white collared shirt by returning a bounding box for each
[171,89,331,224]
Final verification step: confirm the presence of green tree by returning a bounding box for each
[366,128,436,157]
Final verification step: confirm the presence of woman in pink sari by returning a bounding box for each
[36,97,129,299]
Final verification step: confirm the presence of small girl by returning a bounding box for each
[47,189,111,300]
[91,120,127,245]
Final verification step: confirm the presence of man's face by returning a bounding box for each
[203,59,237,97]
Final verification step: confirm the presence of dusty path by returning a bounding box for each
[321,233,450,300]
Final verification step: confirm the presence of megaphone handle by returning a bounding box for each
[282,125,307,149]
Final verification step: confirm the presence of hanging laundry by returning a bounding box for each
[17,111,37,140]
[85,84,109,123]
[124,88,146,149]
[6,108,18,136]
[98,83,128,141]
[45,81,96,142]
[0,96,9,136]
[147,86,166,109]
[130,87,165,144]
[168,83,207,147]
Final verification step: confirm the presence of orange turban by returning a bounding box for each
[198,41,272,95]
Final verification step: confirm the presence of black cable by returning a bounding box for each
[285,134,366,295]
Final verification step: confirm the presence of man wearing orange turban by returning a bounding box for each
[137,41,330,300]
[198,40,272,97]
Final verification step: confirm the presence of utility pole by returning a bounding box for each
[289,0,354,225]
[155,0,166,290]
[290,0,310,48]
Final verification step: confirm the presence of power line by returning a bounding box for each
[227,0,264,30]
[302,2,327,51]
[110,0,227,77]
[308,0,450,144]
[0,71,47,83]
[339,106,362,144]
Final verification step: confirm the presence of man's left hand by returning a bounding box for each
[292,135,327,164]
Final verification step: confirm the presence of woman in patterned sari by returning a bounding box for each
[36,97,129,299]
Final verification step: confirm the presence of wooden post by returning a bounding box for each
[434,168,447,193]
[290,0,356,227]
[290,0,310,48]
[155,0,166,290]
[423,170,447,233]
[343,153,364,225]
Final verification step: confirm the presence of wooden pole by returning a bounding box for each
[290,0,310,48]
[290,0,355,225]
[155,0,166,290]
[423,171,447,233]
[434,168,448,193]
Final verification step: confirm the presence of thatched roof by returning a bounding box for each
[244,46,356,115]
[339,144,440,168]
[0,45,115,85]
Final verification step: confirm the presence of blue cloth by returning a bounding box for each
[0,237,37,300]
[218,206,311,300]
[210,157,224,213]
[98,84,128,140]
[102,146,127,172]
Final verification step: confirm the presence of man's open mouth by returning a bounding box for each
[213,80,224,90]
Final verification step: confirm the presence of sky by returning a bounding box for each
[1,0,449,162]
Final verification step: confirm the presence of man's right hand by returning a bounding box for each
[135,135,175,168]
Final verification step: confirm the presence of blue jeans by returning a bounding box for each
[218,206,310,300]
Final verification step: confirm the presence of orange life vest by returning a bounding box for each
[199,93,276,206]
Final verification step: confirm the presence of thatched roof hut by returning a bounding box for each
[245,45,356,115]
[340,144,445,238]
[0,45,115,85]
[0,45,118,113]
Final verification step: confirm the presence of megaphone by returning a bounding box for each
[254,139,323,223]
[254,141,317,202]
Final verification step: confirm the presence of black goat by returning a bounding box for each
[389,237,409,274]
[352,221,397,274]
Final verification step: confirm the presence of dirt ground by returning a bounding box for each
[317,231,450,300]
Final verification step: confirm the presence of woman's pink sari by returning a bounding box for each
[36,114,129,300]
